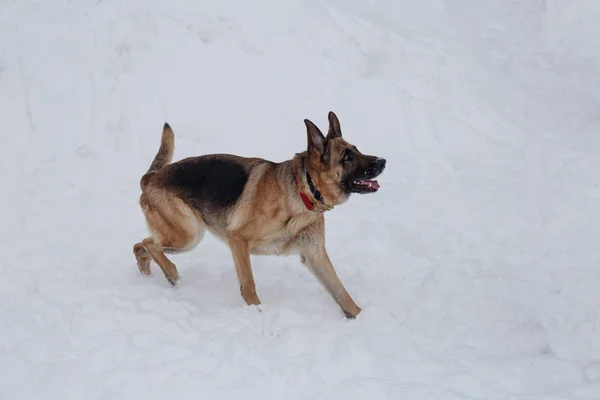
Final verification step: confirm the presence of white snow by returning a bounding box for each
[1,0,600,399]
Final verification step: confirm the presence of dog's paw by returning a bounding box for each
[166,273,180,287]
[343,306,362,319]
[241,288,261,306]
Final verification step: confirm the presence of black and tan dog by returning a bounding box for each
[133,112,385,318]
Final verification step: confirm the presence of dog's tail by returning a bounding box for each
[140,122,175,190]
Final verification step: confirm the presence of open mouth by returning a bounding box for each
[351,179,380,193]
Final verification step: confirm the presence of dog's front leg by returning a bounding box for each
[228,235,261,306]
[300,246,361,319]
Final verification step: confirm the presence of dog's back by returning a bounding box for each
[147,153,272,231]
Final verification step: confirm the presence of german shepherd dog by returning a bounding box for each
[133,112,386,318]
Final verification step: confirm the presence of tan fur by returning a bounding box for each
[133,113,385,318]
[140,123,174,190]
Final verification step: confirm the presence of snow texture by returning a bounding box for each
[1,0,600,399]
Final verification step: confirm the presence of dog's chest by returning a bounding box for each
[249,239,290,256]
[249,213,317,256]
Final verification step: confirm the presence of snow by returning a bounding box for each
[1,0,600,398]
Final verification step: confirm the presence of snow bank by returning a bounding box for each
[1,0,599,399]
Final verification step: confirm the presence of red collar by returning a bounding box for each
[294,172,315,210]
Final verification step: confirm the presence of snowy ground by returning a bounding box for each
[1,0,600,399]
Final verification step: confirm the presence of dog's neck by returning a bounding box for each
[293,156,333,213]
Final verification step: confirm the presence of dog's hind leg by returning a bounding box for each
[140,237,180,285]
[135,192,204,285]
[133,242,152,275]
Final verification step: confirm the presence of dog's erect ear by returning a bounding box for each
[327,111,342,140]
[305,119,326,154]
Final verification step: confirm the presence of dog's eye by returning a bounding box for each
[342,150,353,162]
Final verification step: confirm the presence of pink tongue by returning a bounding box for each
[359,179,380,189]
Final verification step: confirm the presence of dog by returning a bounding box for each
[133,112,386,318]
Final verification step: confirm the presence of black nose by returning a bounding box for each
[373,158,386,171]
[366,158,386,177]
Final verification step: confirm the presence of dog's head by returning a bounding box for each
[302,111,386,206]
